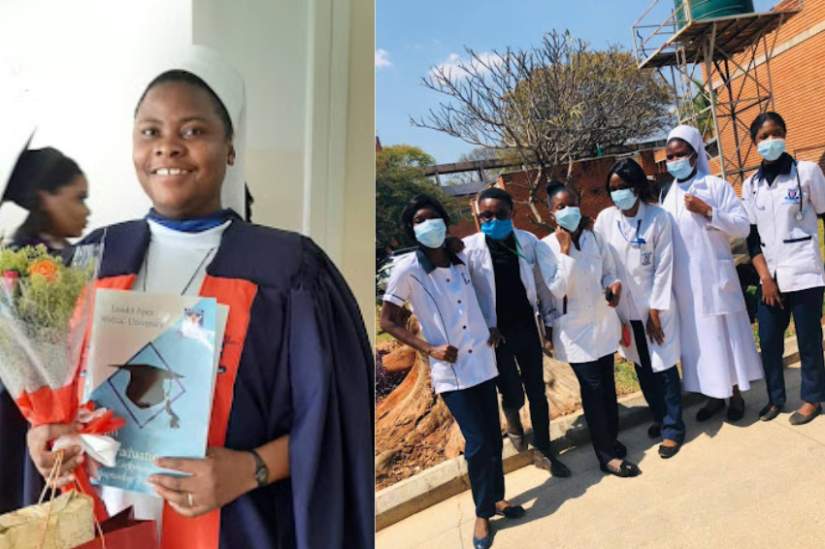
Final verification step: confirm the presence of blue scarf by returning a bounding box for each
[146,208,236,233]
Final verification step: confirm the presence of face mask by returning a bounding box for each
[610,188,638,211]
[413,218,447,249]
[554,206,582,232]
[757,138,786,162]
[666,157,694,180]
[480,218,513,240]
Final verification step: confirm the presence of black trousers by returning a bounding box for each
[494,321,552,455]
[570,354,619,466]
[441,379,504,518]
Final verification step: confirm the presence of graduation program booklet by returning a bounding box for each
[82,289,228,494]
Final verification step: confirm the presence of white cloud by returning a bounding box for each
[375,48,392,69]
[429,51,503,80]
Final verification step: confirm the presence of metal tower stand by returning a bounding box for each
[632,0,802,186]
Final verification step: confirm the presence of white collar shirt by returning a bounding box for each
[382,249,498,394]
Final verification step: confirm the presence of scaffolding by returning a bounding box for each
[632,0,802,185]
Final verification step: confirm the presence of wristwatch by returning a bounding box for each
[249,449,269,488]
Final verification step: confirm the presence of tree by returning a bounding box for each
[376,144,467,255]
[413,30,673,223]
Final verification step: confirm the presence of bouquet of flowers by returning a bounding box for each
[0,243,122,519]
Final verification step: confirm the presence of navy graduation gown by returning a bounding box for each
[82,218,374,549]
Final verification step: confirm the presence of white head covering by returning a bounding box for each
[139,45,247,217]
[667,124,710,176]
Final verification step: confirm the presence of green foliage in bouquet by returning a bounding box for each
[0,245,94,337]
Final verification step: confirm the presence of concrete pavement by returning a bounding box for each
[377,365,825,548]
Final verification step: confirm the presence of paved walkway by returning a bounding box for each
[377,366,825,548]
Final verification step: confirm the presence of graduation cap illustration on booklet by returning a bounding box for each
[107,342,185,429]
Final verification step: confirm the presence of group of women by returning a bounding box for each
[0,46,374,549]
[381,113,825,549]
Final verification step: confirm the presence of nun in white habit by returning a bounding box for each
[660,124,762,422]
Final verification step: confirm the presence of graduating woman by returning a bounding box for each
[742,112,825,424]
[659,125,762,422]
[595,158,685,458]
[0,147,90,513]
[542,185,641,477]
[25,46,374,549]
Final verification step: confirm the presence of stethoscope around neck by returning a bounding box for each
[752,158,804,222]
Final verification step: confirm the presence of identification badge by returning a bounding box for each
[640,251,653,266]
[784,188,801,204]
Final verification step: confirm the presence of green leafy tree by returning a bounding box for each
[376,145,467,254]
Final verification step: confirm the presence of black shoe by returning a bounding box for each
[696,398,725,422]
[658,441,681,459]
[758,403,782,422]
[647,423,661,439]
[614,441,627,459]
[534,452,572,478]
[789,404,822,426]
[473,531,493,549]
[495,504,526,519]
[726,397,745,422]
[599,460,641,477]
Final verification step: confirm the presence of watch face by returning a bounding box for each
[256,465,268,485]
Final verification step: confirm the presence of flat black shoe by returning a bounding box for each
[696,399,725,422]
[789,404,822,426]
[495,504,526,519]
[726,398,745,422]
[758,403,782,422]
[658,441,681,459]
[533,452,572,478]
[473,531,493,549]
[647,423,661,439]
[614,441,627,459]
[600,460,641,478]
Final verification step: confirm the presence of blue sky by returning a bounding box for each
[376,0,776,164]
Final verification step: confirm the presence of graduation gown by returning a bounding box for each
[80,218,374,549]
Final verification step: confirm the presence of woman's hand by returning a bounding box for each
[606,281,622,308]
[27,423,84,488]
[487,328,505,348]
[684,194,711,218]
[149,447,257,518]
[761,276,783,309]
[427,344,458,363]
[646,309,665,345]
[555,230,572,255]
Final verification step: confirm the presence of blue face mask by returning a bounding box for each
[554,206,582,232]
[666,158,694,180]
[481,218,513,240]
[610,188,638,211]
[414,218,447,249]
[757,138,786,162]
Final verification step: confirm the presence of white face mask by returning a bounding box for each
[757,138,786,161]
[413,218,447,249]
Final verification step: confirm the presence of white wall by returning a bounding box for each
[0,0,375,337]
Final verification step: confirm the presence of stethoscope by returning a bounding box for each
[752,159,804,222]
[616,218,646,247]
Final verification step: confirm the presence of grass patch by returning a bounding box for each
[614,359,641,394]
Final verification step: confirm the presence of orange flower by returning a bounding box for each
[28,258,60,282]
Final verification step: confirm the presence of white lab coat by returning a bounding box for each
[660,173,763,398]
[463,229,561,332]
[741,159,825,293]
[594,202,680,372]
[542,229,621,364]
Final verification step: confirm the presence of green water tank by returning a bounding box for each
[674,0,755,27]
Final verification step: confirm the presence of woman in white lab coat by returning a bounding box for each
[543,184,641,477]
[743,111,825,425]
[595,158,685,459]
[660,125,762,422]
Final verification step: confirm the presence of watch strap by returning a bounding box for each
[249,448,268,487]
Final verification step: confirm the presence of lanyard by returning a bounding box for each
[617,218,645,247]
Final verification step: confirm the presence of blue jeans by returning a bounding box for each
[757,285,825,406]
[630,321,686,443]
[441,379,504,518]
